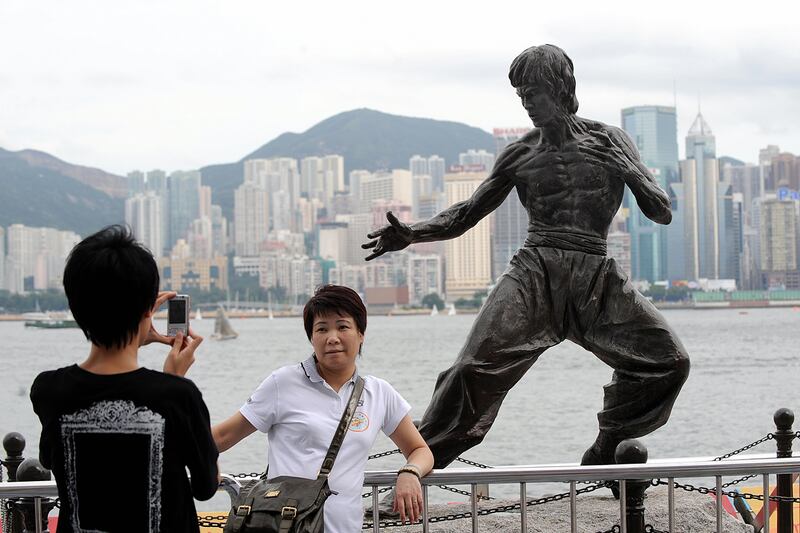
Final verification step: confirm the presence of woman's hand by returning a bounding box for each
[393,471,423,523]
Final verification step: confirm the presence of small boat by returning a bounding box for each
[211,306,238,341]
[25,311,79,329]
[448,303,457,316]
[195,308,203,321]
[430,304,439,316]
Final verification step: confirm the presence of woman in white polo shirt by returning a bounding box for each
[213,284,434,532]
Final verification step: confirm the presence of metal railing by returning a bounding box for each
[1,455,799,532]
[359,455,800,533]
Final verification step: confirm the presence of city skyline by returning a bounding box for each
[1,1,798,174]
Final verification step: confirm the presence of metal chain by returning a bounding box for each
[0,460,7,533]
[453,456,493,469]
[368,449,403,460]
[362,486,394,498]
[436,484,494,500]
[596,524,667,533]
[713,433,773,460]
[362,481,610,529]
[653,479,800,503]
[228,471,264,479]
[197,514,229,528]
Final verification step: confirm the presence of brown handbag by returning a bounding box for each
[224,376,365,533]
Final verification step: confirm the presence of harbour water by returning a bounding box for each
[1,307,798,510]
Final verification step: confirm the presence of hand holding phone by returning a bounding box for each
[167,294,190,337]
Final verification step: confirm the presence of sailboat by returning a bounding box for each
[268,293,274,320]
[211,306,238,341]
[448,303,457,316]
[195,308,203,321]
[430,304,439,316]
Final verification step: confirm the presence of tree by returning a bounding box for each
[421,293,445,311]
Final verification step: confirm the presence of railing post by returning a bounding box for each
[3,432,26,482]
[11,458,56,533]
[3,432,27,533]
[615,439,649,533]
[773,408,794,533]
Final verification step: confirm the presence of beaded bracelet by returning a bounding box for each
[397,464,422,479]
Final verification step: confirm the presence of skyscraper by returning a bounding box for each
[234,182,270,256]
[621,106,679,281]
[444,171,492,300]
[167,170,201,249]
[428,155,445,192]
[759,197,800,289]
[125,192,164,257]
[680,112,720,279]
[409,155,429,176]
[491,128,530,279]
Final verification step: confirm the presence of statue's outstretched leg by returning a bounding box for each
[570,257,690,465]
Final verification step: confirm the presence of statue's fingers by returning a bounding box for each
[361,240,378,249]
[386,211,402,228]
[365,247,385,261]
[367,227,387,239]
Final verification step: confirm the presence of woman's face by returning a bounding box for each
[310,311,364,376]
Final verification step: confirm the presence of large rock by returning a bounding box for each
[366,486,754,532]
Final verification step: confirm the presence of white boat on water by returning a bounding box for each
[430,305,439,316]
[211,307,238,341]
[195,308,203,321]
[448,303,457,316]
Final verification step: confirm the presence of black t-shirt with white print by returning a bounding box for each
[31,365,219,532]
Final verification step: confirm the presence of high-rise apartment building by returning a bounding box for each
[444,171,492,300]
[127,170,146,196]
[359,170,413,206]
[0,227,5,291]
[167,170,201,249]
[759,145,780,194]
[6,224,80,293]
[621,106,679,281]
[410,155,429,176]
[458,149,495,170]
[759,197,799,289]
[407,253,443,305]
[491,128,531,279]
[428,155,446,192]
[125,191,164,257]
[680,112,720,280]
[210,205,229,257]
[335,213,372,266]
[234,182,270,256]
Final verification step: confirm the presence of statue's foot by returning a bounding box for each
[364,488,399,519]
[581,442,620,500]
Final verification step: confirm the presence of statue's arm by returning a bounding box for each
[410,144,520,243]
[609,127,672,225]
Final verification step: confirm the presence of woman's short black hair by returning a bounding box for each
[303,284,367,340]
[63,225,160,350]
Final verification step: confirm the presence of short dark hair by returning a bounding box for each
[63,225,159,350]
[303,285,367,340]
[508,44,579,114]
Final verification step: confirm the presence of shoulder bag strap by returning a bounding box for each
[319,376,365,476]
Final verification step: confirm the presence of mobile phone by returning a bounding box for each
[167,294,190,336]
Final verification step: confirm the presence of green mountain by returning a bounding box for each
[0,109,496,235]
[201,108,496,219]
[0,147,125,237]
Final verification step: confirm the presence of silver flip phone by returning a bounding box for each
[167,294,190,336]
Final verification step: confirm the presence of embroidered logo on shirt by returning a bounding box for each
[349,411,369,432]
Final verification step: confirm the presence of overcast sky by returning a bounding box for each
[1,0,798,175]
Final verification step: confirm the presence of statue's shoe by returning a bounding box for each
[581,442,620,500]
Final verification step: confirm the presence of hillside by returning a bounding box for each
[200,108,496,219]
[0,148,124,236]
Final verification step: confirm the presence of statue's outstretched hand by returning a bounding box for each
[362,211,414,261]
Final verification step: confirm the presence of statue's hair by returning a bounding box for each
[508,44,579,114]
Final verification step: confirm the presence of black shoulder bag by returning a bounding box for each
[224,376,366,533]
